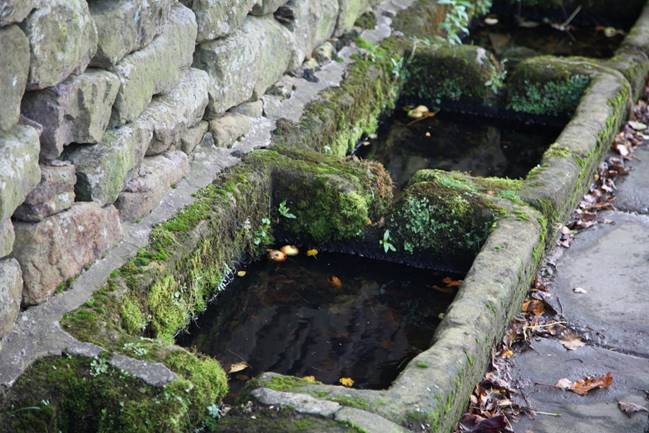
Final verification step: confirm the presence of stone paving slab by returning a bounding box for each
[511,339,649,433]
[552,210,649,357]
[615,145,649,213]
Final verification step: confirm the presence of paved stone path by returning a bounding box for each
[511,145,649,433]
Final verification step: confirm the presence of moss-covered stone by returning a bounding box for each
[507,56,598,116]
[0,354,222,433]
[386,174,496,266]
[402,44,503,107]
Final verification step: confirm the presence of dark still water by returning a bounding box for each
[355,110,561,189]
[177,253,459,390]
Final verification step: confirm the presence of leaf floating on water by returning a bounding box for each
[306,248,318,257]
[442,276,463,288]
[280,245,299,256]
[339,377,354,387]
[618,400,649,417]
[328,275,343,289]
[560,331,586,351]
[555,372,613,396]
[484,17,499,26]
[236,270,247,277]
[228,361,250,374]
[303,375,317,383]
[268,249,287,262]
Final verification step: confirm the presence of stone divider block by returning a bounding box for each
[0,219,15,258]
[194,15,295,117]
[0,25,29,132]
[0,124,41,222]
[13,162,76,223]
[89,0,175,68]
[0,0,37,26]
[110,3,197,127]
[116,151,190,221]
[21,69,120,161]
[20,0,98,90]
[139,68,210,156]
[180,121,209,155]
[181,0,258,43]
[13,203,123,305]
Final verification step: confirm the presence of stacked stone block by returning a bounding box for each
[0,0,381,344]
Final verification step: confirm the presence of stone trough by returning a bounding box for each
[2,0,649,432]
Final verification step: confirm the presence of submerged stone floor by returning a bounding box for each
[509,145,649,433]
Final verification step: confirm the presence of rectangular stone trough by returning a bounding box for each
[3,1,649,433]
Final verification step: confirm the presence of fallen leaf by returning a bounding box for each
[303,375,317,383]
[560,332,586,351]
[485,17,499,25]
[306,248,318,257]
[228,361,250,374]
[464,414,507,433]
[268,249,287,262]
[339,377,354,387]
[328,275,343,289]
[442,277,463,288]
[618,400,649,417]
[629,121,647,131]
[236,270,247,277]
[573,287,588,294]
[280,245,299,256]
[555,372,613,396]
[522,299,545,315]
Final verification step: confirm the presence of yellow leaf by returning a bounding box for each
[228,361,250,374]
[303,375,317,383]
[306,248,319,257]
[339,377,354,387]
[236,271,247,277]
[281,245,299,256]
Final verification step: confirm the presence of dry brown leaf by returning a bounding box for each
[522,300,545,316]
[228,361,250,374]
[560,332,586,351]
[328,275,343,289]
[556,372,613,396]
[618,400,649,417]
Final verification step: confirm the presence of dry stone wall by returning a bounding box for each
[0,0,379,343]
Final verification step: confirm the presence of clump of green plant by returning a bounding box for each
[89,356,109,377]
[278,200,297,219]
[510,75,590,115]
[379,229,397,253]
[355,37,385,62]
[252,217,273,246]
[438,0,493,44]
[485,59,508,94]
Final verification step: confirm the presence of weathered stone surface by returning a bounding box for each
[0,219,15,258]
[552,211,649,357]
[180,121,208,155]
[334,407,410,433]
[279,0,339,65]
[139,68,210,156]
[314,41,336,64]
[110,3,197,126]
[209,113,251,147]
[13,162,76,222]
[336,0,379,35]
[615,146,649,213]
[116,151,189,221]
[20,0,98,90]
[89,0,174,68]
[0,0,37,26]
[21,69,120,160]
[0,258,22,341]
[64,123,152,206]
[181,0,257,43]
[13,203,123,305]
[0,26,29,131]
[0,125,41,222]
[231,100,264,117]
[251,0,286,16]
[194,15,295,116]
[252,387,341,417]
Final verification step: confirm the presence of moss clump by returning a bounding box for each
[354,11,377,30]
[261,374,316,392]
[507,56,595,116]
[402,44,502,106]
[261,149,394,243]
[0,355,222,433]
[119,295,146,334]
[387,178,495,262]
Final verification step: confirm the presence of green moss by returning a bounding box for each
[354,11,377,30]
[119,295,146,335]
[264,375,314,392]
[0,355,211,433]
